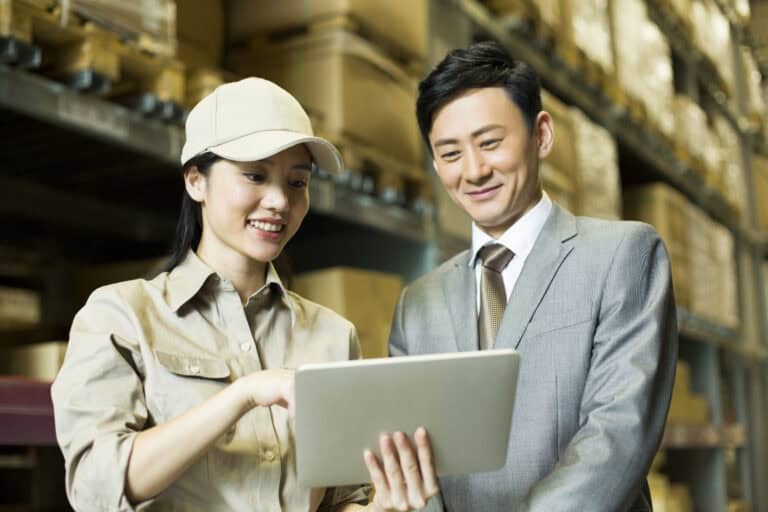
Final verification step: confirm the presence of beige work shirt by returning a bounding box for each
[52,251,368,512]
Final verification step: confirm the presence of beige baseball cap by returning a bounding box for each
[180,77,343,174]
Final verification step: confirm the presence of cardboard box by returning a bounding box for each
[541,161,577,213]
[570,107,620,219]
[623,184,690,309]
[753,154,768,231]
[176,0,223,68]
[227,0,428,64]
[292,267,403,359]
[0,286,41,329]
[0,341,67,381]
[228,29,422,166]
[542,91,577,180]
[609,0,675,136]
[64,0,177,57]
[668,484,693,512]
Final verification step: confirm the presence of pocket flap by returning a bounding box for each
[155,350,231,379]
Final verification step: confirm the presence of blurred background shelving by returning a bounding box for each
[0,0,766,510]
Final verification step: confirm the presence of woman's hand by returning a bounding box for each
[364,427,439,512]
[235,369,295,416]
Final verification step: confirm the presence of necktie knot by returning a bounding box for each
[479,244,514,273]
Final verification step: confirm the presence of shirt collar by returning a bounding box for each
[166,251,296,323]
[470,192,553,268]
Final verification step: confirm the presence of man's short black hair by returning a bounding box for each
[416,41,542,152]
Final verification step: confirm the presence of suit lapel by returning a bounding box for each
[496,204,578,350]
[441,251,479,352]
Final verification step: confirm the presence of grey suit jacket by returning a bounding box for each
[390,204,678,512]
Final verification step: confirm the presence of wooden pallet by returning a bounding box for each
[1,0,185,121]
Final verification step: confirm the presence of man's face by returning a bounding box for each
[428,87,553,239]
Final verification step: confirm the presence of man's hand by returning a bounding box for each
[364,427,439,511]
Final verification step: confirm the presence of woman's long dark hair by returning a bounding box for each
[163,152,222,272]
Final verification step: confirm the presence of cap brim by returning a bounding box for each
[207,130,343,174]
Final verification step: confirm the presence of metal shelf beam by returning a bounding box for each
[0,66,183,166]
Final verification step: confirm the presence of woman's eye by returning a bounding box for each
[244,173,266,183]
[290,179,309,189]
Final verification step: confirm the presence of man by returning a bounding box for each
[389,41,678,511]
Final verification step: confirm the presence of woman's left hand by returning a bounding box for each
[363,427,439,512]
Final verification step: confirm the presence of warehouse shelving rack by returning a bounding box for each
[440,0,768,510]
[0,0,765,510]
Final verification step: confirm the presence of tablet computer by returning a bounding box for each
[295,349,520,487]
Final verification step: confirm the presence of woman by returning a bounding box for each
[52,78,437,512]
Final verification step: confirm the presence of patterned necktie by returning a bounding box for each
[478,244,515,350]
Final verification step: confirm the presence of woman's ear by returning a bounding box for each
[184,166,207,203]
[535,111,554,158]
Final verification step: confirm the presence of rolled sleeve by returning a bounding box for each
[317,484,371,511]
[51,287,150,511]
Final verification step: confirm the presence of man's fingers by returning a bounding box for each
[394,431,426,509]
[364,449,391,505]
[380,434,409,510]
[415,427,440,497]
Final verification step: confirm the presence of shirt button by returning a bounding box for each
[263,449,276,462]
[240,342,252,352]
[188,364,200,374]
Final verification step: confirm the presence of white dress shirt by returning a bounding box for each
[470,192,553,312]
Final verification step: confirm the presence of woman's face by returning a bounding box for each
[187,144,312,266]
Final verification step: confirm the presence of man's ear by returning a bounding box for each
[432,159,438,172]
[184,166,206,203]
[536,111,554,158]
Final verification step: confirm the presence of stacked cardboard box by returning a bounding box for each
[713,115,746,216]
[668,361,710,425]
[0,341,67,381]
[225,1,428,207]
[0,286,41,329]
[292,267,403,359]
[55,0,177,57]
[175,0,229,108]
[673,95,710,174]
[649,471,694,512]
[710,222,739,329]
[742,47,766,125]
[541,90,579,213]
[691,0,735,95]
[227,0,428,66]
[570,108,621,220]
[623,184,691,310]
[609,0,675,137]
[563,0,614,75]
[668,0,693,29]
[688,205,721,325]
[229,30,422,168]
[755,154,768,231]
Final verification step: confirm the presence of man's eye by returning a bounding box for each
[441,150,460,161]
[480,139,501,148]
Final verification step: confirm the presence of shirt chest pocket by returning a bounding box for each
[149,350,232,422]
